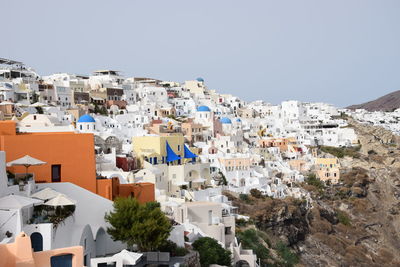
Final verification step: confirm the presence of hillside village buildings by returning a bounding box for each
[0,58,364,266]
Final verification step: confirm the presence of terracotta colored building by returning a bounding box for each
[0,121,154,203]
[97,178,155,203]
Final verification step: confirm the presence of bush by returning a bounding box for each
[192,237,231,267]
[320,145,361,158]
[336,210,351,226]
[306,173,325,190]
[250,188,263,199]
[237,229,270,260]
[276,241,299,266]
[236,218,248,227]
[158,240,188,256]
[239,194,249,202]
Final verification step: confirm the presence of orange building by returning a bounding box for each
[0,121,154,203]
[259,138,289,151]
[96,178,155,203]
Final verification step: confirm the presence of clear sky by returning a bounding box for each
[2,0,400,107]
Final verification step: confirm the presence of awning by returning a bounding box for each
[166,141,181,163]
[184,145,198,159]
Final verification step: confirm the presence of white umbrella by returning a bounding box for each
[31,188,60,200]
[7,155,46,180]
[193,178,206,183]
[44,194,76,206]
[30,102,47,107]
[0,194,43,209]
[173,181,189,186]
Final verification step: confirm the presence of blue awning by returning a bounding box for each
[184,145,198,159]
[166,141,181,162]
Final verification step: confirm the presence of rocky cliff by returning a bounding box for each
[228,119,400,267]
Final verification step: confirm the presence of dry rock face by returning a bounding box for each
[298,120,400,266]
[229,120,400,266]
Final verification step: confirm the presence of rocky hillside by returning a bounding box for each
[347,90,400,111]
[226,119,400,267]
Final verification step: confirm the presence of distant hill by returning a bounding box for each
[347,90,400,111]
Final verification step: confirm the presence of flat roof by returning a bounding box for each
[0,58,23,65]
[93,70,120,73]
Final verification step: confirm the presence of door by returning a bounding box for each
[51,165,61,182]
[30,232,43,252]
[50,254,72,267]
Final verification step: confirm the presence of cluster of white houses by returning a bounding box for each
[0,58,362,267]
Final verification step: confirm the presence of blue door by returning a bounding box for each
[30,232,43,252]
[51,254,72,267]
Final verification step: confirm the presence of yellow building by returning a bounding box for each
[183,80,206,95]
[315,157,340,184]
[133,135,186,166]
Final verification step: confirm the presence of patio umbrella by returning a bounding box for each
[193,178,206,183]
[7,155,46,180]
[44,194,76,206]
[173,181,189,186]
[31,187,60,200]
[30,102,47,107]
[0,194,43,209]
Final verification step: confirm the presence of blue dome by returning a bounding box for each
[78,114,95,123]
[196,77,204,82]
[220,117,232,124]
[236,118,242,122]
[197,105,211,112]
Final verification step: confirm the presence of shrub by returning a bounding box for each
[237,229,270,260]
[250,188,263,199]
[236,218,248,227]
[320,145,361,158]
[306,173,325,190]
[158,240,188,256]
[276,241,299,267]
[239,194,249,202]
[192,237,231,267]
[336,210,351,226]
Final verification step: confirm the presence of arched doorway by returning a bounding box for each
[95,227,107,257]
[30,232,43,252]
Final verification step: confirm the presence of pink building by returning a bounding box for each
[0,232,84,267]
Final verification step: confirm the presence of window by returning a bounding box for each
[51,165,61,182]
[33,115,37,120]
[225,227,232,235]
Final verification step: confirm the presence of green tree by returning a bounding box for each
[192,237,232,267]
[104,197,172,251]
